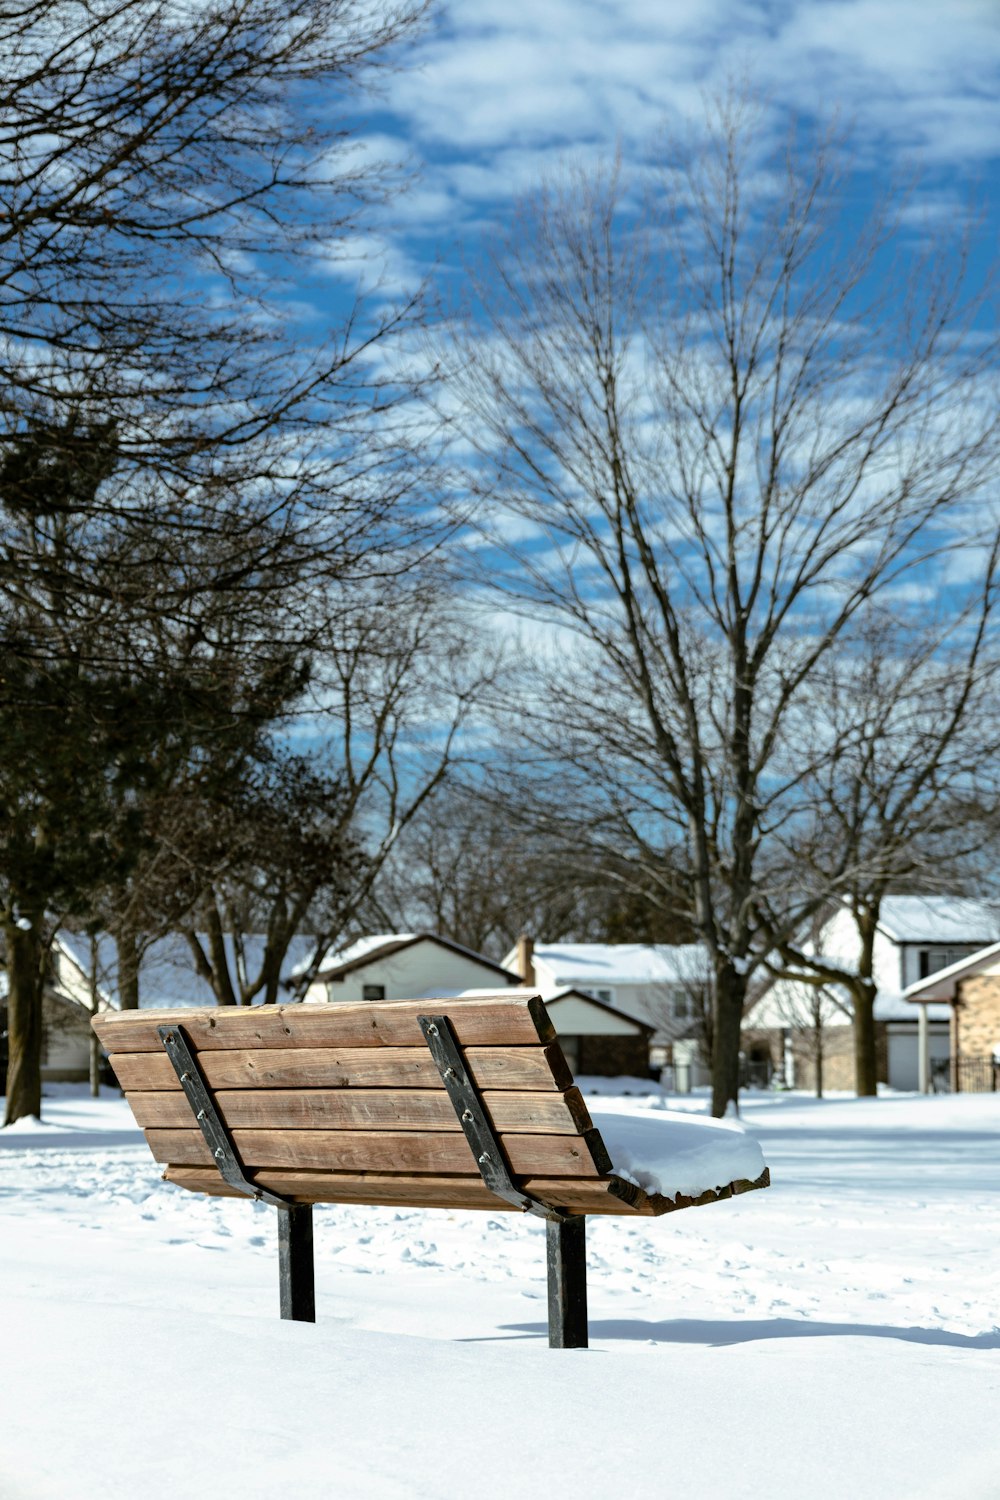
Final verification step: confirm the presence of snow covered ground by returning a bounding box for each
[3,1083,1000,1499]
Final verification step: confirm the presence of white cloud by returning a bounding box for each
[314,232,423,299]
[375,0,1000,241]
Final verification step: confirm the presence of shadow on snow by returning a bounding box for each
[486,1317,1000,1349]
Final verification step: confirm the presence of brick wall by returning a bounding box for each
[954,976,1000,1059]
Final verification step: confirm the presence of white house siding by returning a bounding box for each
[40,995,92,1082]
[754,903,994,1032]
[42,1032,90,1081]
[310,943,515,1005]
[543,995,642,1036]
[517,949,705,1046]
[807,907,904,997]
[51,945,96,1009]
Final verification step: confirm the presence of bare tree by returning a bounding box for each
[757,590,1000,1095]
[285,593,497,992]
[371,784,607,954]
[0,0,430,1123]
[143,756,362,1007]
[443,96,1000,1115]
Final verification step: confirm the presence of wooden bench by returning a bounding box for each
[93,992,769,1348]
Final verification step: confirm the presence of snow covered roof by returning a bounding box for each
[875,896,1000,945]
[302,932,415,975]
[522,942,711,987]
[873,989,951,1023]
[313,931,519,984]
[56,930,318,1009]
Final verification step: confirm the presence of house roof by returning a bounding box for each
[872,989,951,1022]
[314,931,520,985]
[512,942,711,987]
[903,940,1000,1003]
[874,895,1000,945]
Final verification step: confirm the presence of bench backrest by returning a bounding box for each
[94,993,654,1217]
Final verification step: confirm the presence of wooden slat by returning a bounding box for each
[162,1166,652,1216]
[93,995,554,1053]
[162,1165,770,1217]
[145,1125,613,1177]
[126,1086,593,1135]
[110,1043,573,1094]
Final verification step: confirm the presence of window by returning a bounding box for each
[673,986,706,1020]
[362,984,385,1002]
[594,988,614,1003]
[918,948,974,979]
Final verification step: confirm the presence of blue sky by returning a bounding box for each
[320,0,1000,306]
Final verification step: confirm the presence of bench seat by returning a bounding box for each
[95,994,767,1215]
[93,992,769,1344]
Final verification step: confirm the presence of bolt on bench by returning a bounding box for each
[93,993,769,1348]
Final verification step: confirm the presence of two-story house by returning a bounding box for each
[305,932,654,1077]
[502,937,709,1073]
[745,895,1000,1091]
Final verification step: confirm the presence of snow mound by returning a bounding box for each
[590,1102,767,1199]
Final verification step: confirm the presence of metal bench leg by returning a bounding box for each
[278,1204,315,1322]
[546,1215,588,1348]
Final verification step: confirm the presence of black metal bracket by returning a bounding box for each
[417,1014,564,1221]
[157,1024,291,1209]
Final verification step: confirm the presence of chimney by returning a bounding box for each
[516,934,535,986]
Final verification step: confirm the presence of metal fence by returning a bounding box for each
[740,1057,774,1090]
[931,1056,1000,1093]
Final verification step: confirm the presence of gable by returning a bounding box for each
[544,992,648,1037]
[317,936,519,1002]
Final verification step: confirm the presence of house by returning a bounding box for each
[56,930,319,1013]
[2,930,319,1085]
[745,895,1000,1091]
[0,978,102,1087]
[306,932,655,1077]
[501,937,709,1073]
[0,936,116,1085]
[528,986,654,1078]
[302,932,521,1004]
[904,940,1000,1092]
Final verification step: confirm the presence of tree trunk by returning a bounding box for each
[3,916,44,1125]
[814,1014,824,1099]
[851,906,881,1096]
[206,904,238,1005]
[116,922,141,1011]
[89,933,101,1097]
[852,980,878,1096]
[262,947,284,1007]
[711,960,746,1117]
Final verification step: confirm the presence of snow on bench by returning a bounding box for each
[93,994,769,1347]
[592,1105,767,1203]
